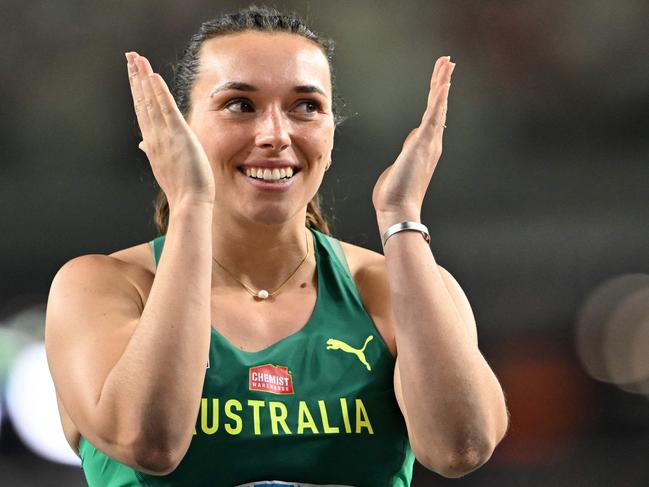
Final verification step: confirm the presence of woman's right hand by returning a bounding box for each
[126,52,215,207]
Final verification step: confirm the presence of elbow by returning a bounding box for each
[91,410,190,475]
[126,430,189,476]
[131,444,183,476]
[415,437,496,479]
[437,446,493,479]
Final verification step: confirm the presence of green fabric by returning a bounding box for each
[80,228,414,486]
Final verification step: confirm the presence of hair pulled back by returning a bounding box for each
[153,5,339,236]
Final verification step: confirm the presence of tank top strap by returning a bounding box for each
[150,235,165,269]
[320,233,352,280]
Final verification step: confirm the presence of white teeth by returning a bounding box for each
[243,166,296,181]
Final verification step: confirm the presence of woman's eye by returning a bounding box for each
[293,100,320,114]
[224,99,254,113]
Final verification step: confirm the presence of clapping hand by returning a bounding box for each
[126,52,215,207]
[372,56,455,223]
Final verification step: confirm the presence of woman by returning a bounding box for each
[45,6,508,486]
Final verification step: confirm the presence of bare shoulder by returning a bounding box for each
[109,241,157,275]
[50,241,155,307]
[338,240,384,276]
[337,240,388,305]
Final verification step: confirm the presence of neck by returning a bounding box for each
[210,207,315,293]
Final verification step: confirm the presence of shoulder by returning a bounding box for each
[337,240,388,295]
[54,241,155,277]
[48,242,156,315]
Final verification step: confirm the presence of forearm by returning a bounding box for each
[379,214,507,462]
[98,200,213,456]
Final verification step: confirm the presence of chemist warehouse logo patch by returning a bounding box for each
[249,364,294,395]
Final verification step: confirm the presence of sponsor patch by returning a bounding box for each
[249,364,294,395]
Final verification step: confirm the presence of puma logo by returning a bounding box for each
[326,335,374,371]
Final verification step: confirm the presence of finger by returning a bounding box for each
[136,56,166,131]
[148,73,187,131]
[428,57,454,108]
[431,56,448,88]
[126,52,151,138]
[419,73,452,141]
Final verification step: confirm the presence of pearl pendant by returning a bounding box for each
[257,289,270,299]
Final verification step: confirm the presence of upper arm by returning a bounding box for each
[45,255,144,455]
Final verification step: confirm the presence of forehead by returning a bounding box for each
[194,31,332,96]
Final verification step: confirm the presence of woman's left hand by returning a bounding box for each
[372,56,455,222]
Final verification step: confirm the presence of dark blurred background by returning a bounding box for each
[1,0,649,485]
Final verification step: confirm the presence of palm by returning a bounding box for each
[372,56,455,216]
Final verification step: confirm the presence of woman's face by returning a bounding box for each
[187,31,335,226]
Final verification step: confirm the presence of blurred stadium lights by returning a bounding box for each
[5,342,81,466]
[3,303,47,340]
[0,325,34,388]
[576,274,649,397]
[1,301,80,466]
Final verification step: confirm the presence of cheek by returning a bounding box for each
[298,129,334,159]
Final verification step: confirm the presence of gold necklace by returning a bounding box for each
[212,228,310,300]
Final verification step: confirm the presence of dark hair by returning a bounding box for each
[154,5,341,236]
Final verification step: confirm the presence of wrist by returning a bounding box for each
[380,221,431,248]
[169,197,214,219]
[377,209,421,234]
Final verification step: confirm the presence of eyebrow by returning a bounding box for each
[209,82,326,97]
[293,85,327,97]
[210,82,257,96]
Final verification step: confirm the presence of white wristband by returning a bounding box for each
[381,221,431,247]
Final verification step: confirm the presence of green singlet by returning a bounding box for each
[79,227,415,486]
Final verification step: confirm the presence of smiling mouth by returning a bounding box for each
[238,166,300,182]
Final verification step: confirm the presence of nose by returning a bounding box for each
[254,106,291,152]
